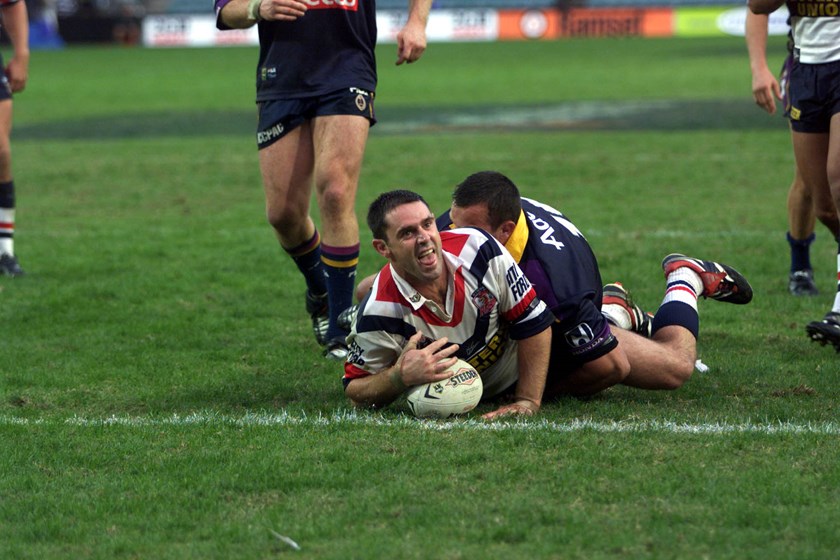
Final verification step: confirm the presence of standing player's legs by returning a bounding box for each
[0,98,22,277]
[786,163,818,294]
[807,114,840,348]
[311,114,369,359]
[259,121,331,347]
[792,127,840,347]
[785,137,840,295]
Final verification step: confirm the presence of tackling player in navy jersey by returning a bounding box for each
[442,172,753,396]
[215,0,431,360]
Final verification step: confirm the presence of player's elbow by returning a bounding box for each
[344,381,387,410]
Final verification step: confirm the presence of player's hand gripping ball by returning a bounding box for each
[405,359,483,419]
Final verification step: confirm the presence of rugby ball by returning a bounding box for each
[405,359,483,419]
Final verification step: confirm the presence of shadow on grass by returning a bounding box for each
[15,99,781,141]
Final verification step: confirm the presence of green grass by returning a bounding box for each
[3,37,840,559]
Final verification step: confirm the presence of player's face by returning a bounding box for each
[450,202,501,240]
[380,201,444,285]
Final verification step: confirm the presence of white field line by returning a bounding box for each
[2,411,840,436]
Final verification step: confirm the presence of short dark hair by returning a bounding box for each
[452,171,522,229]
[367,189,429,240]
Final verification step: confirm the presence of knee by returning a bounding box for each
[612,355,632,384]
[317,175,356,216]
[0,142,11,174]
[588,351,631,387]
[265,204,303,235]
[660,362,695,390]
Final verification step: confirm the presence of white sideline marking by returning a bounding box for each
[3,411,840,436]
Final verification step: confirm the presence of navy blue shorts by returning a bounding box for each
[788,58,840,133]
[256,87,376,150]
[547,297,619,380]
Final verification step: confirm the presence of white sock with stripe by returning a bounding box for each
[0,207,13,256]
[662,267,702,312]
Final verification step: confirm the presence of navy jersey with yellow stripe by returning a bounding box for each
[438,197,616,367]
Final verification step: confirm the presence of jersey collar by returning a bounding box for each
[387,252,458,312]
[503,210,529,264]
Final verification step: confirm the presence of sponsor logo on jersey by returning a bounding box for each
[790,1,839,17]
[466,330,507,373]
[471,287,497,316]
[505,265,532,300]
[303,0,358,11]
[261,66,277,81]
[346,340,365,366]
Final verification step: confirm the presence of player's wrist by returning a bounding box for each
[512,397,540,413]
[389,364,407,391]
[247,0,263,21]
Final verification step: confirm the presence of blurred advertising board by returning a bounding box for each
[141,5,786,47]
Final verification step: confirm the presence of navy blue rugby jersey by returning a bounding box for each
[215,0,377,100]
[437,197,604,330]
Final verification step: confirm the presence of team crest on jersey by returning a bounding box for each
[471,287,497,316]
[304,0,358,11]
[565,322,594,348]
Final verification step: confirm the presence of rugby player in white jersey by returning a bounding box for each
[342,190,556,419]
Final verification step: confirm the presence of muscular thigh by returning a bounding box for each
[791,129,829,196]
[259,121,315,215]
[311,115,370,191]
[0,100,13,179]
[827,113,840,189]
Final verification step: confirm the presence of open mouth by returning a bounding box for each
[417,246,436,267]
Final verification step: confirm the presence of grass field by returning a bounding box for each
[3,36,840,558]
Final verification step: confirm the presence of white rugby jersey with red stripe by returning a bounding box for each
[343,227,555,398]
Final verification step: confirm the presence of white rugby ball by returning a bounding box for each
[405,359,483,419]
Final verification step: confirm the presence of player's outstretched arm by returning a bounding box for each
[482,327,551,420]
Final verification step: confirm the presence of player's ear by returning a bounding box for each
[372,238,389,258]
[497,220,516,245]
